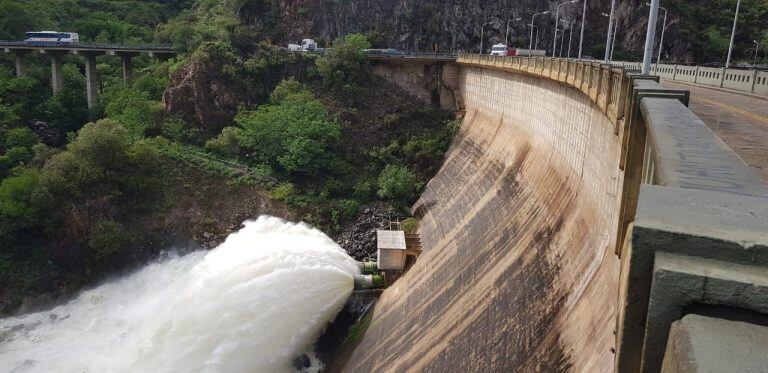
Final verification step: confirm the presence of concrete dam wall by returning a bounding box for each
[341,64,624,371]
[339,55,768,372]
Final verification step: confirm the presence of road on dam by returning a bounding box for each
[662,80,768,184]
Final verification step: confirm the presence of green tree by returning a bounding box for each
[5,127,38,149]
[42,119,161,204]
[377,164,417,207]
[39,64,89,136]
[316,33,372,89]
[0,168,46,234]
[236,80,340,176]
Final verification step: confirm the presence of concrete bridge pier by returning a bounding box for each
[112,51,139,82]
[79,51,105,109]
[12,50,27,77]
[46,51,68,93]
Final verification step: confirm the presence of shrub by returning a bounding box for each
[269,78,310,104]
[105,87,163,136]
[377,164,417,206]
[88,221,131,263]
[0,168,44,234]
[353,180,375,199]
[204,126,241,157]
[400,217,419,234]
[5,127,38,149]
[316,33,372,89]
[271,182,295,202]
[162,116,201,143]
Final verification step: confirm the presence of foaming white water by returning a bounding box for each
[0,216,358,373]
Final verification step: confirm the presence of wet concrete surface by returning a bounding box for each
[338,68,622,372]
[661,80,768,184]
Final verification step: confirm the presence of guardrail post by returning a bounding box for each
[694,66,700,84]
[751,69,758,93]
[720,67,727,88]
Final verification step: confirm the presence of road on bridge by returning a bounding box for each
[662,80,768,185]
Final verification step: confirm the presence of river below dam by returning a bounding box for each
[0,216,359,373]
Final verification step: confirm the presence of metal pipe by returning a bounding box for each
[605,0,616,62]
[726,0,740,68]
[480,21,492,54]
[358,261,378,273]
[529,11,550,50]
[354,274,385,290]
[641,0,660,74]
[578,0,587,59]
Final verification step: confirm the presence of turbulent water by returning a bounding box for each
[0,216,359,373]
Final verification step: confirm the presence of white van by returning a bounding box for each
[490,44,510,56]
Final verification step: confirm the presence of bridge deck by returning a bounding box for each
[0,41,175,54]
[662,80,768,184]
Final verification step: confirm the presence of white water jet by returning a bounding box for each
[0,216,359,373]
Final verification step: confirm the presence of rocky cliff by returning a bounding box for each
[244,0,679,59]
[237,0,764,64]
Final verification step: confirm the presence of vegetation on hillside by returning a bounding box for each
[0,1,456,313]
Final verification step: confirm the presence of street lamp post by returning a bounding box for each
[754,40,761,66]
[726,0,741,68]
[578,0,587,59]
[567,21,574,58]
[529,11,550,50]
[605,0,616,62]
[557,29,565,57]
[645,3,667,66]
[506,17,523,46]
[611,19,618,61]
[601,13,618,62]
[553,0,579,57]
[641,0,660,74]
[480,21,492,54]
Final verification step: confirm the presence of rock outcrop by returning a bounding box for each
[163,57,245,135]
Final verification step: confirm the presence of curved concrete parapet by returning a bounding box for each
[337,55,768,373]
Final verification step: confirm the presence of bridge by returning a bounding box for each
[1,41,176,108]
[338,54,768,372]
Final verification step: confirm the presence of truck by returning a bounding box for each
[489,44,546,57]
[301,39,317,52]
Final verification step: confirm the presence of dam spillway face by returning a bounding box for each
[340,67,623,372]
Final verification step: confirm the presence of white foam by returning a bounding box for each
[0,216,358,373]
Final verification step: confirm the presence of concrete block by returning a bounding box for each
[662,314,768,373]
[615,184,768,372]
[643,252,768,372]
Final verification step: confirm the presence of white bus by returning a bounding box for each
[25,31,80,44]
